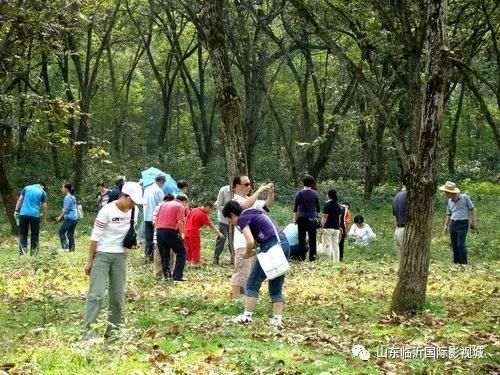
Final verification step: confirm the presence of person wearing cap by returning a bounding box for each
[439,181,478,265]
[83,181,144,338]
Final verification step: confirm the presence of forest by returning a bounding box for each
[0,0,499,373]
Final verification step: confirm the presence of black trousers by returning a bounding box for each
[19,215,40,255]
[156,228,186,280]
[297,217,317,261]
[144,221,155,260]
[339,231,346,261]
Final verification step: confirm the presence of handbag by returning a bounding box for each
[298,190,321,229]
[256,215,290,280]
[123,207,137,249]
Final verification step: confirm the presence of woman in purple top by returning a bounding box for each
[223,200,290,328]
[293,175,320,261]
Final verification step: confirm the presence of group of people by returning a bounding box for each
[12,174,478,337]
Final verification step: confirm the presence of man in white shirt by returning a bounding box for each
[83,182,144,339]
[214,184,233,264]
[143,174,165,261]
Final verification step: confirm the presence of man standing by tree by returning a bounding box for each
[392,177,408,267]
[143,174,165,262]
[14,181,48,256]
[440,181,478,265]
[214,184,233,265]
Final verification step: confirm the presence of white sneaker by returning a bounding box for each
[231,314,253,324]
[269,317,284,328]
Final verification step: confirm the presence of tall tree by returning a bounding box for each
[203,0,248,179]
[62,0,122,190]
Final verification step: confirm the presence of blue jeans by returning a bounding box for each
[246,235,290,303]
[450,220,468,264]
[214,222,233,263]
[59,219,78,251]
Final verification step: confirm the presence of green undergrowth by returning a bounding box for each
[0,183,498,374]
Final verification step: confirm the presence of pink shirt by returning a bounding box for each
[156,200,186,230]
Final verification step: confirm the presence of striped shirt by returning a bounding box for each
[91,201,138,253]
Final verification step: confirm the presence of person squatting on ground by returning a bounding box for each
[223,201,290,328]
[83,182,143,338]
[57,183,79,252]
[15,181,48,256]
[321,189,342,262]
[348,215,376,246]
[293,175,320,261]
[183,202,223,265]
[143,174,165,261]
[440,181,478,265]
[230,176,275,300]
[155,194,188,281]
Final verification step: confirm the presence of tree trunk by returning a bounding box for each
[391,0,448,314]
[73,102,90,191]
[448,83,465,174]
[41,53,61,178]
[267,94,299,181]
[0,160,18,234]
[203,0,248,180]
[361,112,387,200]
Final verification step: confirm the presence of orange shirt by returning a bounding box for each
[345,208,352,225]
[156,200,186,230]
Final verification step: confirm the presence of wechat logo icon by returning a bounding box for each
[352,344,370,361]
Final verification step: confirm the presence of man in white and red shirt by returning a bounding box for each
[155,194,188,281]
[83,182,144,339]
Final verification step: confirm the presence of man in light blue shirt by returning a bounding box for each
[14,181,48,255]
[440,181,478,264]
[143,174,165,261]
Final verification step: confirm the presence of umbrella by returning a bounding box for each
[140,167,179,194]
[141,167,164,188]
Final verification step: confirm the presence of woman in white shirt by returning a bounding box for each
[83,182,144,339]
[348,215,376,246]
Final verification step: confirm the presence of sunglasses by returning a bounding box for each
[240,183,251,187]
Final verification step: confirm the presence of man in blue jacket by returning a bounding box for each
[14,181,48,255]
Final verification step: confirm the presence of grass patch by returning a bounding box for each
[0,182,498,374]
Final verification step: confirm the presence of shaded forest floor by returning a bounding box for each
[0,183,498,374]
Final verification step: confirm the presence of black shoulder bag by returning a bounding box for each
[123,207,137,249]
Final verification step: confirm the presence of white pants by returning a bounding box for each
[322,229,340,262]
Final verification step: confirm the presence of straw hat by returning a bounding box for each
[439,181,460,194]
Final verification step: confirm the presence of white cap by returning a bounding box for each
[121,182,145,204]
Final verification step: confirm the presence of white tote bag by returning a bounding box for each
[256,215,290,280]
